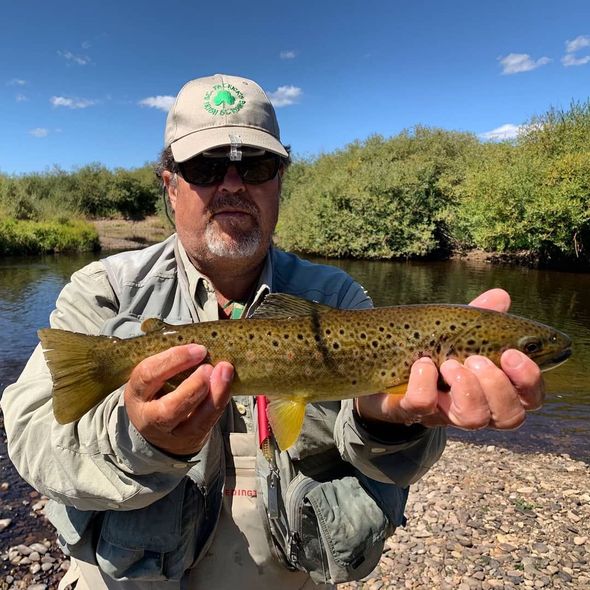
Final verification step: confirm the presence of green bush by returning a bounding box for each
[277,128,478,258]
[0,217,100,255]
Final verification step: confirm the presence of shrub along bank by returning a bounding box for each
[277,101,590,267]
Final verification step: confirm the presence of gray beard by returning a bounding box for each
[204,224,263,259]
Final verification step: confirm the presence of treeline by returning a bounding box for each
[0,164,161,254]
[1,101,589,264]
[277,101,590,267]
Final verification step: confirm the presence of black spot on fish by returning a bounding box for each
[325,328,331,335]
[371,340,379,348]
[177,335,184,342]
[360,333,367,339]
[272,340,279,347]
[339,329,345,335]
[414,331,420,340]
[333,342,340,350]
[211,331,218,338]
[379,326,385,332]
[450,325,456,331]
[404,323,410,330]
[297,334,304,340]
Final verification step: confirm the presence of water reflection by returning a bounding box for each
[0,252,588,460]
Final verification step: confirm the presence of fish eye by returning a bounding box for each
[519,337,543,355]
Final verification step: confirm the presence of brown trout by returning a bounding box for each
[38,293,571,450]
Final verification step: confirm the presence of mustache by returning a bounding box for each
[208,195,259,217]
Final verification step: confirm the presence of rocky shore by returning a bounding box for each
[1,440,588,589]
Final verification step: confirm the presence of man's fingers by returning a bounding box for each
[439,359,491,429]
[501,349,545,411]
[148,364,214,431]
[389,357,439,423]
[128,344,207,401]
[469,288,511,312]
[167,362,234,439]
[463,356,524,429]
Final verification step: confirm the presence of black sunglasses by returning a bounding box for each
[178,153,282,187]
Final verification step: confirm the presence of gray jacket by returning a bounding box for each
[2,235,446,585]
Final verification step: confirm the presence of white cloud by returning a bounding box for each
[81,40,92,50]
[15,93,28,102]
[565,34,590,54]
[480,124,523,141]
[50,96,96,109]
[267,85,302,107]
[562,53,590,67]
[58,50,91,66]
[499,53,551,74]
[7,78,27,86]
[280,50,296,59]
[562,34,590,67]
[138,95,176,111]
[29,128,49,138]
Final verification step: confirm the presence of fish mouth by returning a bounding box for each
[539,346,573,372]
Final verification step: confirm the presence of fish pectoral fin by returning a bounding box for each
[141,318,176,334]
[267,398,306,451]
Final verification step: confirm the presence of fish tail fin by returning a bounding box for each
[267,398,307,451]
[38,328,127,424]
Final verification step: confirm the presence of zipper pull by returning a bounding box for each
[267,468,280,519]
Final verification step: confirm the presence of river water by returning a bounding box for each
[0,251,589,463]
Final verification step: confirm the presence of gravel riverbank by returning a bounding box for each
[1,440,588,589]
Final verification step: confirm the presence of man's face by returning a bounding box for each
[164,151,281,269]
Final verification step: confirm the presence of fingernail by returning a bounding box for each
[442,359,461,370]
[220,364,234,383]
[466,355,494,371]
[187,344,206,360]
[416,356,434,365]
[503,349,525,369]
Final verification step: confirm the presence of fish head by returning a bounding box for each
[513,325,572,371]
[466,309,573,372]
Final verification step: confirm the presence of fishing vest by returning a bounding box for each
[47,235,409,586]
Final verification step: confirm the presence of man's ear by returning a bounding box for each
[162,170,178,211]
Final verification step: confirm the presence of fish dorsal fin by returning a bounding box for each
[141,318,175,334]
[266,397,307,451]
[250,293,334,320]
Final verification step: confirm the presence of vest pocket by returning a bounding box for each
[95,474,222,581]
[285,474,398,585]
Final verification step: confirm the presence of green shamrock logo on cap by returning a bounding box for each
[213,90,235,107]
[203,83,246,116]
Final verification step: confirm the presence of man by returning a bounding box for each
[2,74,544,589]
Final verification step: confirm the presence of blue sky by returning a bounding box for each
[2,0,590,174]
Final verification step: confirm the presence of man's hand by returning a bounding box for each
[355,288,545,431]
[124,344,234,455]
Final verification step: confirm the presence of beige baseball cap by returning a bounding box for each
[165,74,288,162]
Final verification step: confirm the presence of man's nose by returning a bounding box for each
[219,165,245,192]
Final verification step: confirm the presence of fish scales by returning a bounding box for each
[37,295,572,450]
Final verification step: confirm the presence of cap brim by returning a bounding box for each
[170,127,288,162]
